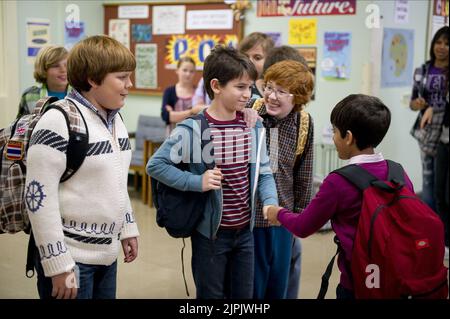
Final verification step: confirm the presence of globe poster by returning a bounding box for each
[381,28,414,87]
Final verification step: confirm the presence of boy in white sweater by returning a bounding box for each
[26,35,139,299]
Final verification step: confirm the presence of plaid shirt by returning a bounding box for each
[17,84,72,118]
[17,85,48,117]
[410,62,449,156]
[68,89,119,134]
[254,104,314,227]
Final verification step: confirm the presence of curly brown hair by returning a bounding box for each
[264,60,314,111]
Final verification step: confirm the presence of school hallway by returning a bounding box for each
[0,189,342,299]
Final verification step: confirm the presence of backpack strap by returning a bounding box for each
[25,231,36,278]
[32,96,59,115]
[45,99,89,182]
[334,161,404,193]
[295,111,310,158]
[250,97,265,112]
[293,111,311,169]
[333,164,378,191]
[318,236,341,299]
[386,160,405,185]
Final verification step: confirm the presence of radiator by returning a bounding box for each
[313,143,346,232]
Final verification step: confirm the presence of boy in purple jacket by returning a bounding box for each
[266,94,414,299]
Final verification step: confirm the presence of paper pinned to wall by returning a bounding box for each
[381,28,414,87]
[288,19,317,45]
[265,32,282,47]
[186,9,233,30]
[109,19,130,49]
[132,24,152,43]
[135,43,158,89]
[153,5,185,35]
[26,18,50,64]
[394,0,409,24]
[64,21,85,50]
[118,5,149,19]
[321,32,352,80]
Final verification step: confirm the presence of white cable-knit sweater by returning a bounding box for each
[25,98,139,277]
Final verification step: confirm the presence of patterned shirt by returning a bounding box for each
[17,84,71,117]
[68,89,119,134]
[411,62,449,155]
[204,110,252,229]
[254,103,315,227]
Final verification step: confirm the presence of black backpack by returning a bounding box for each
[151,113,214,239]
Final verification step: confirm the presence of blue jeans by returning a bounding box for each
[191,226,254,299]
[286,237,302,299]
[253,227,293,299]
[420,151,436,211]
[34,249,117,299]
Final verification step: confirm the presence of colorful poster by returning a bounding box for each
[64,21,85,50]
[153,5,185,35]
[288,19,317,45]
[381,28,414,87]
[109,19,130,49]
[135,43,157,89]
[266,32,282,47]
[433,0,449,16]
[132,24,152,43]
[165,34,238,69]
[257,0,356,17]
[26,19,50,63]
[321,32,351,80]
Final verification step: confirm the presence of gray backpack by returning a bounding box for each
[0,96,88,234]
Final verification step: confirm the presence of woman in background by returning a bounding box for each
[409,26,449,211]
[238,32,275,99]
[161,56,203,135]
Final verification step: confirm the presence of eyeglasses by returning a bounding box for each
[263,84,293,100]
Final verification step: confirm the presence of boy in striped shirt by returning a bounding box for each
[148,46,278,298]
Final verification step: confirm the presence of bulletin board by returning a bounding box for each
[426,0,449,58]
[103,1,245,96]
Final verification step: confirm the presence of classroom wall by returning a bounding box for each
[371,0,429,191]
[7,0,432,190]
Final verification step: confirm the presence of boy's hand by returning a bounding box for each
[264,205,283,226]
[121,237,138,263]
[242,108,263,128]
[202,167,223,191]
[51,271,78,299]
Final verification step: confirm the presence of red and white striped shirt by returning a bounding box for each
[204,110,252,229]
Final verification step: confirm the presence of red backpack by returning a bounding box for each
[319,160,448,299]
